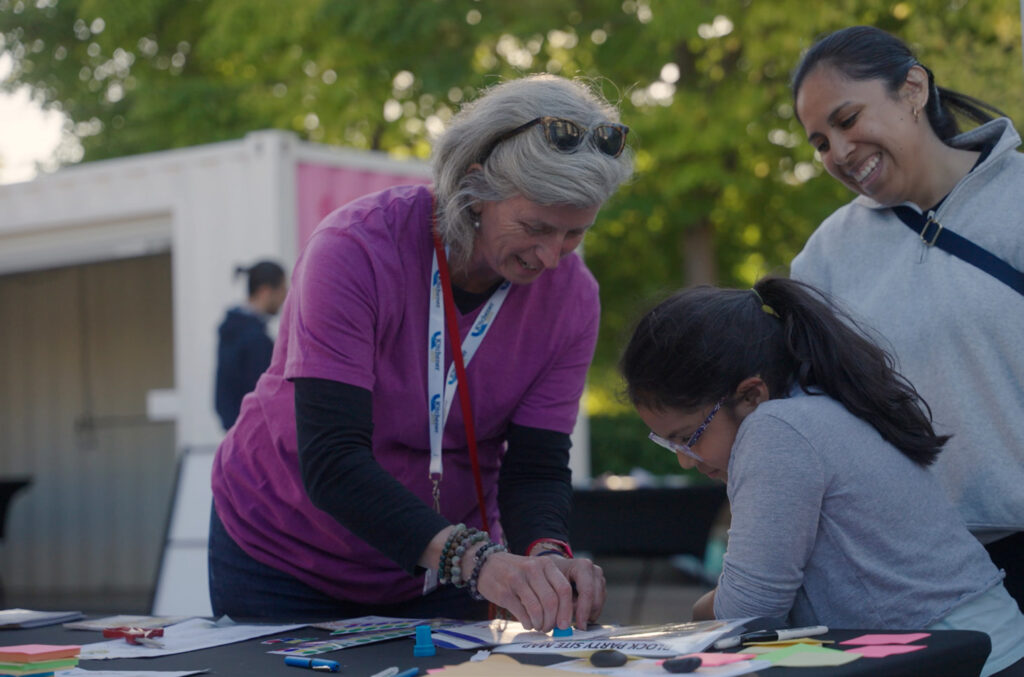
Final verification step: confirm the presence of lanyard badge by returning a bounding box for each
[426,238,510,512]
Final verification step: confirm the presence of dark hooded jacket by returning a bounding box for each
[215,307,273,429]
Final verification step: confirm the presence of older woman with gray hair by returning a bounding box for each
[209,74,632,628]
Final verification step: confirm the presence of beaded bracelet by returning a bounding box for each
[450,530,488,588]
[439,525,484,584]
[437,524,468,585]
[468,542,508,601]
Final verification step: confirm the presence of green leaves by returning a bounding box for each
[3,0,1021,444]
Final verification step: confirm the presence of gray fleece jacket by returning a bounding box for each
[791,117,1024,536]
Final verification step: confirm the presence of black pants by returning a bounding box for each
[207,503,489,622]
[986,531,1024,613]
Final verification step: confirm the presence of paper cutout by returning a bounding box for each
[0,644,80,661]
[664,652,756,666]
[840,632,930,645]
[744,637,831,647]
[846,644,928,658]
[430,654,561,675]
[763,644,862,667]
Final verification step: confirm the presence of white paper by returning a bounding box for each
[430,620,615,649]
[78,617,305,660]
[493,619,750,658]
[58,668,208,677]
[494,638,679,657]
[64,615,194,631]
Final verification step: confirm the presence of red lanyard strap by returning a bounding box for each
[431,230,490,533]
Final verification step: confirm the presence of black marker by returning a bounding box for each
[713,624,828,649]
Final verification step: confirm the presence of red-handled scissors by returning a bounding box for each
[102,626,165,647]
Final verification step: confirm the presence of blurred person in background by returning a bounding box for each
[214,260,287,430]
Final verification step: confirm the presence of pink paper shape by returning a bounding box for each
[840,633,930,645]
[846,644,928,658]
[0,643,80,660]
[679,652,756,666]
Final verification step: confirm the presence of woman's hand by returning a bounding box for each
[474,550,605,632]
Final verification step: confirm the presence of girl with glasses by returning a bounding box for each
[620,277,1024,677]
[209,74,632,631]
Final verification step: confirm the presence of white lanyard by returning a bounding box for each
[427,248,510,479]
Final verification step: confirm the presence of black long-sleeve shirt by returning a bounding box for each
[294,377,574,575]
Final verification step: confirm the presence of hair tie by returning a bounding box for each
[751,288,780,318]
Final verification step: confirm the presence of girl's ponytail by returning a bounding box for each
[621,277,947,468]
[755,278,946,466]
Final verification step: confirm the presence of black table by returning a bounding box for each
[0,619,990,676]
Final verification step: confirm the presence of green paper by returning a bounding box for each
[764,643,862,667]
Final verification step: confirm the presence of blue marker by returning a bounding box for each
[284,656,341,672]
[552,626,573,637]
[394,669,421,677]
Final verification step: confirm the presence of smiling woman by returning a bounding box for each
[789,26,1024,623]
[209,73,633,631]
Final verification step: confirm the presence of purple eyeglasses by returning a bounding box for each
[647,398,724,463]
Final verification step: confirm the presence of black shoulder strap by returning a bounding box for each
[893,208,1024,298]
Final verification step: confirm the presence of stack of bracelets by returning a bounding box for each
[437,524,509,601]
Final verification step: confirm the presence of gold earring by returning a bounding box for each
[912,107,920,122]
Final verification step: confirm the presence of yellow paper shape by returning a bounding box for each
[432,654,563,675]
[745,637,833,647]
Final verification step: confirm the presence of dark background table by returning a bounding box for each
[0,618,990,676]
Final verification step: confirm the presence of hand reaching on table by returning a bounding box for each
[474,550,605,632]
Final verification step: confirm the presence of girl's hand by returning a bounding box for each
[474,551,605,632]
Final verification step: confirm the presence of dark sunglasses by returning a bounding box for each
[480,116,629,163]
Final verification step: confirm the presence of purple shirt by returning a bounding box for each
[211,185,599,604]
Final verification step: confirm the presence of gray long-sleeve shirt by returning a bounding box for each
[714,391,1003,628]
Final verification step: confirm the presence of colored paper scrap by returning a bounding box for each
[0,658,78,672]
[312,615,440,636]
[846,644,928,658]
[0,645,80,662]
[430,654,563,675]
[840,632,930,645]
[763,644,862,667]
[744,637,831,648]
[665,652,756,667]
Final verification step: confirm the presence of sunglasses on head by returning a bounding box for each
[480,116,629,163]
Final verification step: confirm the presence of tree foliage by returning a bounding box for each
[3,0,1022,420]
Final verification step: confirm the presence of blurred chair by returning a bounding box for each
[570,484,728,623]
[0,477,32,608]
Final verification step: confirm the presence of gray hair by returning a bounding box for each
[431,74,634,269]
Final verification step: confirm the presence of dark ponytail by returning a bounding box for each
[791,25,1007,143]
[620,277,948,467]
[235,260,285,297]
